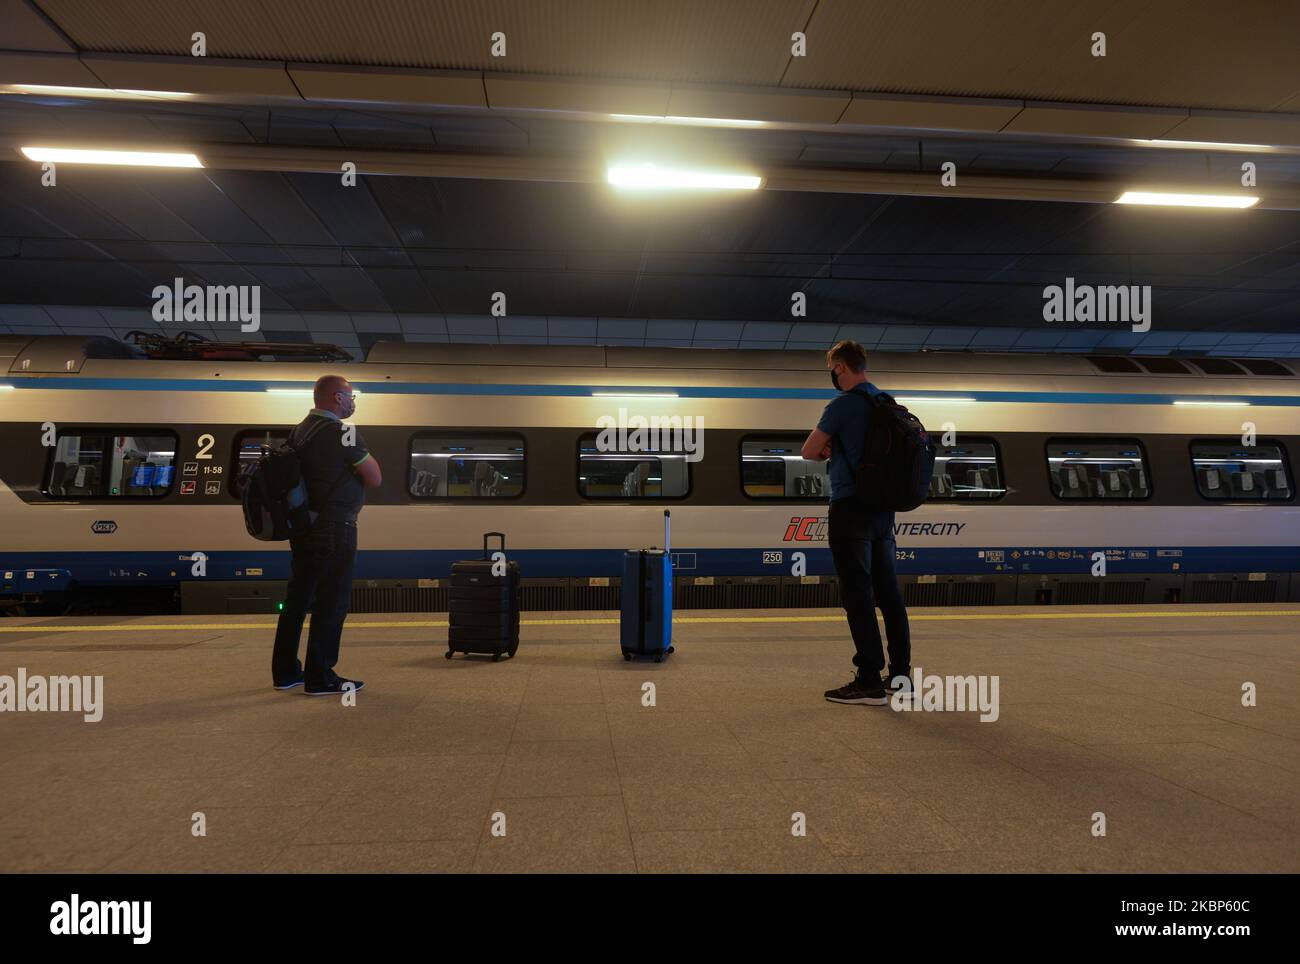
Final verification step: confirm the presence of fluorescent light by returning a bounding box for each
[9,84,192,100]
[414,453,521,459]
[264,388,359,396]
[592,389,681,397]
[0,384,14,390]
[607,163,762,191]
[1133,138,1273,153]
[1173,399,1250,407]
[609,114,768,128]
[19,146,203,168]
[1115,191,1258,209]
[894,396,977,404]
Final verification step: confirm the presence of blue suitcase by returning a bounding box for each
[620,510,675,662]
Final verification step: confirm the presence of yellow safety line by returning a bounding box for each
[1,609,1298,633]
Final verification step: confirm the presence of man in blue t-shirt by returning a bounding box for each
[801,340,911,706]
[270,374,382,696]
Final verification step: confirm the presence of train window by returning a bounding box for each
[931,438,1007,500]
[1087,355,1143,374]
[578,433,690,499]
[44,430,177,499]
[1190,441,1293,501]
[1134,357,1190,375]
[1187,358,1247,376]
[1235,359,1293,377]
[409,434,524,499]
[230,429,290,498]
[741,436,829,499]
[1047,439,1151,500]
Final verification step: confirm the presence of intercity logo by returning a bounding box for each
[0,668,103,722]
[595,408,704,463]
[784,516,827,541]
[151,277,261,333]
[782,518,969,541]
[1042,277,1151,333]
[890,667,1000,722]
[50,894,151,944]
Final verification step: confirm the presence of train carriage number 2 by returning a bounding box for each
[195,434,214,460]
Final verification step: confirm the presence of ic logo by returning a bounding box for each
[90,521,118,535]
[782,517,827,542]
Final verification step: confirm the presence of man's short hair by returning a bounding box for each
[313,374,349,407]
[826,340,867,373]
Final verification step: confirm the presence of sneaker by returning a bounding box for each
[272,675,304,691]
[881,671,912,692]
[304,677,365,696]
[824,677,888,705]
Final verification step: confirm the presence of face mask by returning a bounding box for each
[337,393,356,418]
[830,368,841,390]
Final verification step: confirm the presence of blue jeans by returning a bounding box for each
[271,521,357,686]
[827,498,910,680]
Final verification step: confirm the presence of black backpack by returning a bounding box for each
[849,388,936,512]
[241,420,330,541]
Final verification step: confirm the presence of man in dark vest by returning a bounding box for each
[271,374,382,695]
[801,340,912,705]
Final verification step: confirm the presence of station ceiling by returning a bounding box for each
[1,0,1297,355]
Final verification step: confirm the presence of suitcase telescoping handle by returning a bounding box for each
[483,531,506,559]
[663,510,670,553]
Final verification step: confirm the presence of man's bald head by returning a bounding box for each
[314,374,353,412]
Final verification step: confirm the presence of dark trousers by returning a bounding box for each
[271,521,358,686]
[827,498,911,680]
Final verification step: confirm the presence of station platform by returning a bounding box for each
[1,605,1296,874]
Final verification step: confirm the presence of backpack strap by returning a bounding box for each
[287,415,335,452]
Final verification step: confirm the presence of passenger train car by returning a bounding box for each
[2,335,1298,614]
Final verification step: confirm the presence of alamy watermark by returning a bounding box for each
[151,277,261,333]
[889,667,1000,722]
[1043,277,1151,333]
[0,668,103,722]
[50,894,150,943]
[595,408,705,462]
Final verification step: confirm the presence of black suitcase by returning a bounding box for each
[447,532,520,661]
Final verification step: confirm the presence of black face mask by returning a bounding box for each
[830,369,841,390]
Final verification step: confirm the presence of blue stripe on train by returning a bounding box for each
[1,376,1298,407]
[2,546,1298,592]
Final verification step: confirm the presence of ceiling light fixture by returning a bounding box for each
[19,147,203,168]
[8,84,192,100]
[609,114,768,128]
[607,163,761,191]
[1134,138,1273,153]
[1115,191,1258,208]
[1172,399,1250,407]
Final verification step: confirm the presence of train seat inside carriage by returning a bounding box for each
[1197,466,1290,499]
[1053,463,1149,499]
[410,469,441,497]
[621,461,652,497]
[471,459,504,497]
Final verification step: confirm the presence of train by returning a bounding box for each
[2,333,1298,615]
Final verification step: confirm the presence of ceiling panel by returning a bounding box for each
[37,0,809,83]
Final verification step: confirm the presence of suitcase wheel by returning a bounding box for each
[444,650,453,660]
[491,653,501,662]
[623,653,632,662]
[667,646,675,654]
[653,655,662,663]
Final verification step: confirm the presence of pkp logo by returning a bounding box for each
[91,520,118,535]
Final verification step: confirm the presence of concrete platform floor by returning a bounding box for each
[0,605,1297,874]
